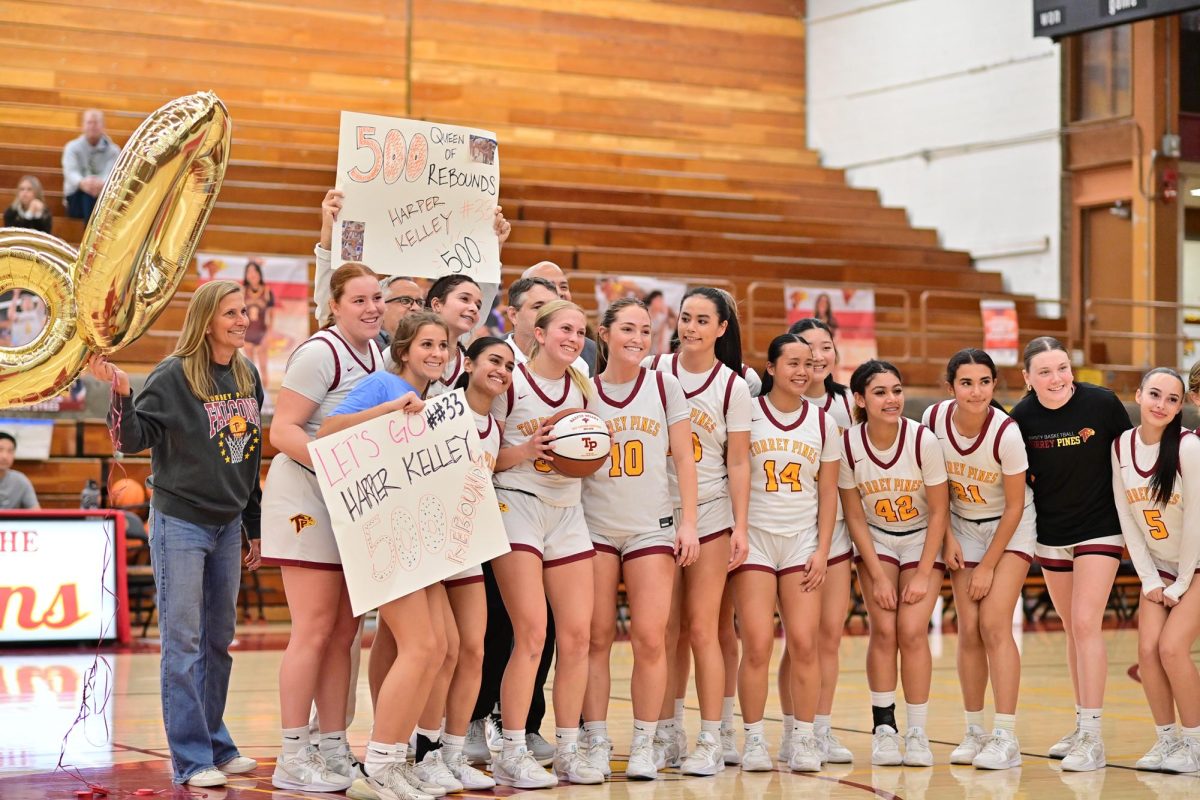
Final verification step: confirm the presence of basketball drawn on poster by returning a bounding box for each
[784,285,877,384]
[334,111,501,283]
[308,389,510,615]
[596,276,688,356]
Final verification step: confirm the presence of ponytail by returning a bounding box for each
[681,287,743,376]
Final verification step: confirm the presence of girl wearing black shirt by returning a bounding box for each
[1009,337,1132,772]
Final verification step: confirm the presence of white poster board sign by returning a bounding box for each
[334,111,501,283]
[307,390,509,615]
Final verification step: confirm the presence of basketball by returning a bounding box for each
[545,408,611,478]
[109,478,147,508]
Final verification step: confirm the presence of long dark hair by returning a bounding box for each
[1022,336,1069,394]
[788,317,848,399]
[759,333,809,396]
[946,348,1006,412]
[454,336,514,391]
[849,360,903,424]
[680,287,742,376]
[1140,367,1186,506]
[595,297,648,375]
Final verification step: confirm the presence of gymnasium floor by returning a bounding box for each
[2,623,1197,799]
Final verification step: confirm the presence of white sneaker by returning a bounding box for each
[777,731,794,764]
[674,724,689,762]
[653,730,683,769]
[681,730,724,776]
[216,755,257,774]
[787,734,822,773]
[582,733,612,777]
[399,762,447,797]
[740,734,773,772]
[186,768,228,787]
[526,732,555,766]
[626,734,659,781]
[1061,731,1105,772]
[464,719,492,765]
[347,777,382,800]
[365,762,436,800]
[493,747,558,789]
[1161,737,1200,774]
[973,728,1022,770]
[443,749,496,790]
[414,751,463,793]
[484,716,503,754]
[951,725,988,765]
[1048,726,1079,759]
[1137,733,1180,771]
[325,747,368,781]
[273,746,353,791]
[553,743,605,784]
[871,725,903,767]
[818,729,853,764]
[721,721,741,765]
[903,728,933,767]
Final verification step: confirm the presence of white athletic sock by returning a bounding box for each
[793,720,815,738]
[365,740,398,776]
[721,696,736,725]
[870,690,896,708]
[700,719,721,736]
[743,720,764,739]
[1074,704,1082,729]
[1183,725,1200,742]
[282,725,309,758]
[993,713,1016,733]
[656,720,677,739]
[442,732,466,761]
[501,728,525,757]
[1079,708,1102,735]
[1156,723,1180,738]
[965,709,985,732]
[554,727,578,748]
[782,714,795,737]
[633,719,657,739]
[906,702,928,733]
[813,713,831,734]
[674,698,686,726]
[582,720,608,740]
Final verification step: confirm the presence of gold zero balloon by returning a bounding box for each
[0,92,231,407]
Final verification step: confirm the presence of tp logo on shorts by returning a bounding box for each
[290,513,316,534]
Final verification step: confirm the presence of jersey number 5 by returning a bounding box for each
[1143,509,1169,540]
[875,495,918,524]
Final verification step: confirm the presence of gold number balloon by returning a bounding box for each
[0,92,231,407]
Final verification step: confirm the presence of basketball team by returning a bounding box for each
[86,192,1200,797]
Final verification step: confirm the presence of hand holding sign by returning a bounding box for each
[333,112,502,283]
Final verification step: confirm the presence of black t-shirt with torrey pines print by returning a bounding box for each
[110,356,264,538]
[1009,382,1132,548]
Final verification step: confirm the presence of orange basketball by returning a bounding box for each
[110,478,147,508]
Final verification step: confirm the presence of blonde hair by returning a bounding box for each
[172,280,256,401]
[529,299,591,400]
[10,175,44,212]
[323,262,378,328]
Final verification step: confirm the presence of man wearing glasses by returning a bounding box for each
[378,276,424,348]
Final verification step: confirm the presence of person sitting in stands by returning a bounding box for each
[62,109,121,220]
[0,432,39,510]
[5,175,53,233]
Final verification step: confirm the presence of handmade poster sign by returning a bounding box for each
[308,389,509,615]
[333,111,501,283]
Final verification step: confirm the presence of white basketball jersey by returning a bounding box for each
[281,327,383,438]
[749,396,840,537]
[583,369,688,537]
[923,400,1032,520]
[1113,428,1186,565]
[648,354,753,506]
[811,387,854,434]
[473,409,500,474]
[491,363,588,507]
[427,346,466,398]
[839,417,948,533]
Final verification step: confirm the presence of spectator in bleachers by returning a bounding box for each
[62,109,121,220]
[0,431,39,510]
[5,176,53,233]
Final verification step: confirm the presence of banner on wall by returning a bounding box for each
[784,285,877,383]
[980,300,1019,367]
[333,111,501,283]
[308,390,509,616]
[197,254,310,406]
[595,276,689,356]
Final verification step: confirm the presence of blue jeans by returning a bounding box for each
[149,510,244,782]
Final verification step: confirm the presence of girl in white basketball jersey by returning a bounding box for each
[777,317,856,764]
[839,360,948,768]
[580,298,700,782]
[424,275,484,397]
[733,333,840,774]
[646,287,752,776]
[1115,367,1200,774]
[318,312,454,800]
[923,349,1035,771]
[489,300,603,789]
[261,263,385,793]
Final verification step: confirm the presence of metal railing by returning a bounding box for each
[918,290,1073,363]
[1083,297,1200,375]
